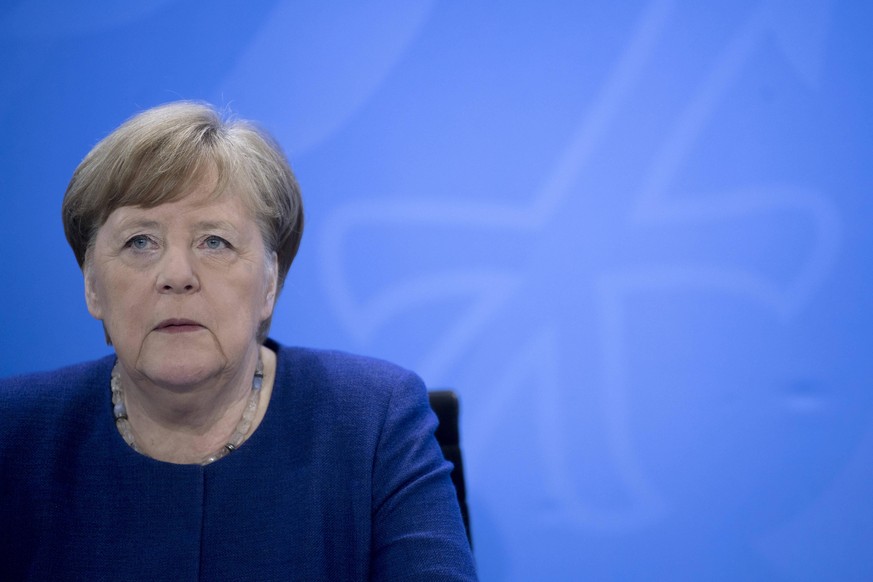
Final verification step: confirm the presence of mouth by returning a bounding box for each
[154,319,205,334]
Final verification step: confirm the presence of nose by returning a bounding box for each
[156,246,200,294]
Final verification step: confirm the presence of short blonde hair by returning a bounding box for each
[62,101,304,343]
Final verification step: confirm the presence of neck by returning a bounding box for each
[112,345,276,464]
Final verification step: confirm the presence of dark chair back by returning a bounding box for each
[428,390,471,546]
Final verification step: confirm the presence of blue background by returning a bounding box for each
[2,1,872,579]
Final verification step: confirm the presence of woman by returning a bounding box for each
[0,102,477,580]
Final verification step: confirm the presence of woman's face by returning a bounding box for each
[84,179,278,388]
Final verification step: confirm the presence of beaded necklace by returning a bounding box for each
[110,359,264,465]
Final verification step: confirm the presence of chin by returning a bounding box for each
[135,337,227,387]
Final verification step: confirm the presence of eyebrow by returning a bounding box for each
[195,220,239,233]
[112,218,239,233]
[113,219,162,233]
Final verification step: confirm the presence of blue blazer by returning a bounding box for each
[0,340,477,580]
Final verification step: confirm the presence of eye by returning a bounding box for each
[124,234,156,251]
[203,235,231,250]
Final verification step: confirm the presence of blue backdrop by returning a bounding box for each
[2,1,872,580]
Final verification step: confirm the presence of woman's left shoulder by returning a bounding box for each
[274,341,420,383]
[270,342,428,412]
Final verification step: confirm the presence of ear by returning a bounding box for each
[260,251,279,319]
[83,264,104,320]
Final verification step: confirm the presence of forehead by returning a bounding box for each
[102,187,257,232]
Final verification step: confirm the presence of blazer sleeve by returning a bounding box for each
[369,370,478,581]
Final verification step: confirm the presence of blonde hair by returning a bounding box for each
[62,101,304,342]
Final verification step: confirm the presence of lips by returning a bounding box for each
[154,319,205,333]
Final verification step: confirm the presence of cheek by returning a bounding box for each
[221,270,275,324]
[99,272,152,331]
[105,277,137,309]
